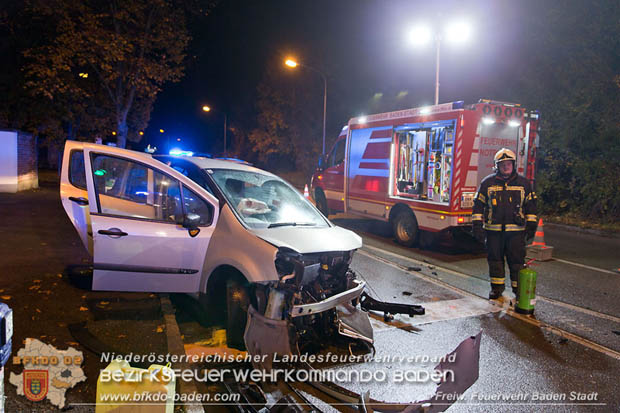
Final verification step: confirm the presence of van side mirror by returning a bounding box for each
[182,213,201,230]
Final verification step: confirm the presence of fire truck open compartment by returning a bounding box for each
[394,120,456,204]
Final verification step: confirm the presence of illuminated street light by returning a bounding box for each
[201,104,228,157]
[159,129,164,133]
[284,57,328,156]
[139,131,144,136]
[407,20,472,105]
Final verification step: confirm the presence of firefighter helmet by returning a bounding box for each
[493,148,516,170]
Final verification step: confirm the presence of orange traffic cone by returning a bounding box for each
[303,184,310,199]
[530,218,546,247]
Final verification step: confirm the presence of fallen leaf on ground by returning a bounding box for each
[79,306,88,311]
[156,325,164,333]
[99,301,110,305]
[33,279,42,283]
[57,274,63,278]
[117,334,127,338]
[1,295,11,300]
[58,322,67,328]
[66,342,79,346]
[35,308,41,313]
[29,285,41,290]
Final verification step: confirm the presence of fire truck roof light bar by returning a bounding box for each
[478,99,521,107]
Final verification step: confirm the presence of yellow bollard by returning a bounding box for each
[96,360,175,413]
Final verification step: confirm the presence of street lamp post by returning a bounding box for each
[407,21,471,105]
[202,105,228,157]
[434,35,440,105]
[285,58,327,156]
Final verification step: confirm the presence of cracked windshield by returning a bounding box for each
[208,169,328,228]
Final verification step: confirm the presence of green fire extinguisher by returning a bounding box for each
[516,262,537,315]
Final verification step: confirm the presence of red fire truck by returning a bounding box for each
[310,99,540,247]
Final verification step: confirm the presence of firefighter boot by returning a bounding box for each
[509,264,523,303]
[488,261,505,300]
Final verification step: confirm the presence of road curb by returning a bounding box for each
[160,294,205,413]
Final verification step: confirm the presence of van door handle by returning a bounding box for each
[98,229,128,237]
[69,196,89,206]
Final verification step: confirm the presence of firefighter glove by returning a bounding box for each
[473,223,486,244]
[526,221,537,241]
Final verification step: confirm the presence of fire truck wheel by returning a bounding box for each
[315,189,329,217]
[392,210,418,247]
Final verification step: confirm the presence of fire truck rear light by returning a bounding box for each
[440,215,446,220]
[318,175,323,180]
[458,217,465,223]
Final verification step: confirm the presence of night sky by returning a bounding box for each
[145,0,547,155]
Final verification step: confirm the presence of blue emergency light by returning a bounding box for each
[169,148,194,156]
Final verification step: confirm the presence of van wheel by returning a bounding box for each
[392,210,418,247]
[315,189,329,217]
[226,279,250,350]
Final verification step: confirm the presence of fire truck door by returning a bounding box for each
[323,139,346,211]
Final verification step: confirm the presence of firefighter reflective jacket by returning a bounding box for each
[472,172,537,231]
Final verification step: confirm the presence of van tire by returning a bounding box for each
[226,279,250,350]
[392,210,418,247]
[315,189,329,217]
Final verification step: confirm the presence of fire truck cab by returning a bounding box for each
[311,99,540,247]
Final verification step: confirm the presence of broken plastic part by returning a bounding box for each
[360,292,425,318]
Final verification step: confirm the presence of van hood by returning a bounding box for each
[251,225,362,254]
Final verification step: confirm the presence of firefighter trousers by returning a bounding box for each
[486,230,526,295]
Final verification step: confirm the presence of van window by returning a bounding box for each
[69,150,87,189]
[91,154,182,222]
[182,185,212,226]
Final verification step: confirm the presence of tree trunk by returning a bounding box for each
[116,120,128,148]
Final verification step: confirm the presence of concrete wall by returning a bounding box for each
[17,131,38,191]
[0,130,38,193]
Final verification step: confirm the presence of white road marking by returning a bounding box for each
[552,257,618,275]
[371,297,502,333]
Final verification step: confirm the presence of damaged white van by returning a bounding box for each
[60,142,372,355]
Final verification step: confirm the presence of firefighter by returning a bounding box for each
[472,148,537,300]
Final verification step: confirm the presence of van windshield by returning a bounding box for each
[207,169,329,229]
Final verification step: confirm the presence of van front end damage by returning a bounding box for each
[244,248,429,370]
[245,248,374,368]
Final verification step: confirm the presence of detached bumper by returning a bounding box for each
[289,279,366,318]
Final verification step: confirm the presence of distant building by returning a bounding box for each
[0,130,38,192]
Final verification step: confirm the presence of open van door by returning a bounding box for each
[60,141,93,255]
[60,142,219,293]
